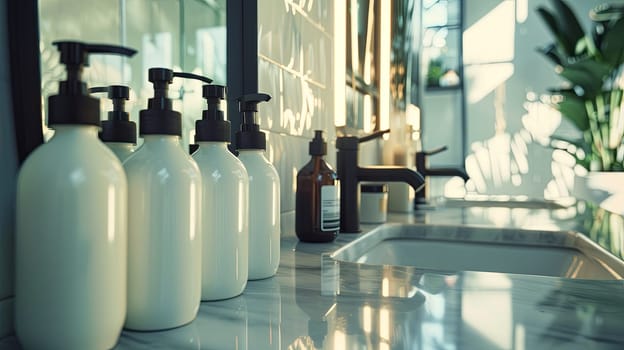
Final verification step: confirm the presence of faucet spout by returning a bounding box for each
[336,133,426,233]
[414,146,470,206]
[358,166,425,190]
[421,167,469,182]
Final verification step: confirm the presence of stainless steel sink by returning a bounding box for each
[321,223,624,297]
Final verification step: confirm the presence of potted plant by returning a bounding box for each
[537,0,624,172]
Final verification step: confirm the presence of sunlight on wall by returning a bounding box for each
[516,0,528,23]
[521,94,561,145]
[464,93,576,199]
[465,63,514,104]
[463,1,515,65]
[334,1,346,127]
[258,0,332,138]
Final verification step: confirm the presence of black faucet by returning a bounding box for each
[337,129,425,233]
[414,146,469,205]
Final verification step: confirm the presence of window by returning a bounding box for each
[422,0,462,89]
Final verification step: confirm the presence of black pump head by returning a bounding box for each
[238,93,271,112]
[140,68,212,136]
[195,84,230,143]
[53,41,137,67]
[309,130,327,156]
[89,85,136,144]
[48,41,137,127]
[235,93,272,150]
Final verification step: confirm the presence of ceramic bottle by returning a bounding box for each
[15,41,136,350]
[192,84,249,300]
[235,93,280,280]
[89,85,137,161]
[123,68,211,330]
[295,130,340,242]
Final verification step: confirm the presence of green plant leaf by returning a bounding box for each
[599,17,624,67]
[536,44,563,65]
[590,3,624,22]
[554,92,590,131]
[559,58,612,97]
[551,0,586,55]
[536,7,576,56]
[575,36,598,58]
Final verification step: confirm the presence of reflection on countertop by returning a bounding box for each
[1,203,624,349]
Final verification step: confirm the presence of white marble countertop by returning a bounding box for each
[2,204,624,349]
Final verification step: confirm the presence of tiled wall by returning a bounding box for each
[257,0,382,234]
[257,0,337,234]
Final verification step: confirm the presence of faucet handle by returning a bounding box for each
[417,145,448,156]
[358,129,390,143]
[414,145,469,181]
[336,129,390,151]
[416,145,448,171]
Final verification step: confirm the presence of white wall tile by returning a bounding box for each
[258,0,338,230]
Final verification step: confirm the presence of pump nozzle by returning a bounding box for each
[48,41,137,127]
[235,92,272,150]
[53,41,137,66]
[195,84,229,143]
[140,68,212,136]
[309,130,327,156]
[238,93,271,112]
[237,93,271,129]
[172,71,213,84]
[203,84,227,114]
[89,85,136,144]
[89,85,130,115]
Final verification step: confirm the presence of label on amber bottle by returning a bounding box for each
[320,185,340,231]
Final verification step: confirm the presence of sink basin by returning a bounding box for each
[358,239,604,277]
[437,195,575,209]
[327,223,624,281]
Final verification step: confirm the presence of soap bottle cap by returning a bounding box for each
[139,68,212,136]
[48,41,137,127]
[234,93,271,150]
[194,84,230,142]
[89,85,136,144]
[309,130,327,156]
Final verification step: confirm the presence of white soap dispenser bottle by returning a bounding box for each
[89,85,137,161]
[193,84,249,300]
[235,93,280,280]
[123,68,210,331]
[15,41,136,350]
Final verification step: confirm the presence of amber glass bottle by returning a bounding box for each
[295,130,340,242]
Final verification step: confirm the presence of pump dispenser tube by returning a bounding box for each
[15,40,136,350]
[123,68,209,330]
[235,92,281,280]
[89,85,137,161]
[193,84,250,300]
